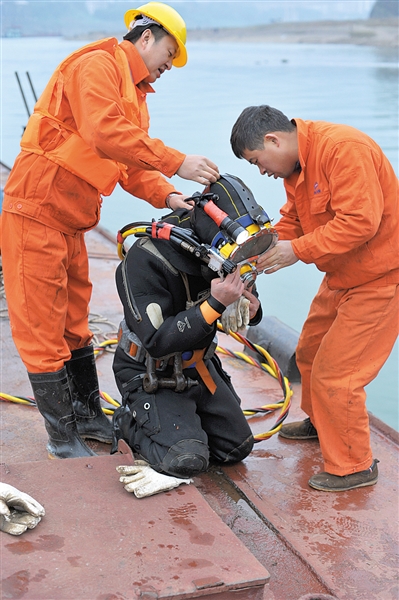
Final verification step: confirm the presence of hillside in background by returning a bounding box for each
[371,0,399,17]
[188,17,398,47]
[0,0,388,38]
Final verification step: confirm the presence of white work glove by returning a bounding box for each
[116,461,192,499]
[220,296,250,334]
[0,483,45,536]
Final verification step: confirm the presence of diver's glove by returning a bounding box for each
[221,296,250,334]
[0,483,45,535]
[116,461,192,499]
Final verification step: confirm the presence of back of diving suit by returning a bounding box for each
[112,232,256,478]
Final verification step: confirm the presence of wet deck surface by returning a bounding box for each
[1,227,398,600]
[1,454,269,600]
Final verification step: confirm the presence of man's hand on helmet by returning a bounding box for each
[176,155,220,185]
[256,240,299,274]
[165,192,194,211]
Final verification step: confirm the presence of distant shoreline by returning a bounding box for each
[62,17,399,48]
[188,18,398,48]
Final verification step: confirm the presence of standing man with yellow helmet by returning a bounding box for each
[2,2,219,460]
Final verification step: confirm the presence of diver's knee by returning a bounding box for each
[161,439,209,478]
[224,434,254,463]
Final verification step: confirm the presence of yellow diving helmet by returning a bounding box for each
[192,174,278,288]
[124,2,187,67]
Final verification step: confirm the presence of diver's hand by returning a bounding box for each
[0,483,45,535]
[176,155,219,185]
[211,268,244,308]
[256,240,299,273]
[221,296,250,334]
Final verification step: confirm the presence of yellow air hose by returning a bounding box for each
[1,328,292,442]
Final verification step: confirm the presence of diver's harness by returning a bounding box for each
[116,180,277,395]
[118,317,218,395]
[118,235,218,394]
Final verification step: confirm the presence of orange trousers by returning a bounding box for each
[2,212,93,373]
[296,276,399,476]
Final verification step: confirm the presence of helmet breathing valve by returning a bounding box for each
[206,248,237,277]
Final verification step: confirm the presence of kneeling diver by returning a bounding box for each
[112,174,277,497]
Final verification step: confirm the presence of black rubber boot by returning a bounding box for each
[66,345,113,444]
[28,368,96,459]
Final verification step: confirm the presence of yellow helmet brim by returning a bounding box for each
[124,6,187,67]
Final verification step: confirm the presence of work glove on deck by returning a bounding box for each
[0,483,45,535]
[116,461,192,498]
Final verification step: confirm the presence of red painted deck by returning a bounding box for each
[1,227,398,600]
[1,454,269,599]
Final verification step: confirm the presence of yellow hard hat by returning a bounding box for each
[124,2,187,67]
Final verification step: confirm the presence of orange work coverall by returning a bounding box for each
[2,38,185,374]
[276,119,399,476]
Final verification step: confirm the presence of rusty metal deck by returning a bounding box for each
[1,226,398,600]
[1,454,269,600]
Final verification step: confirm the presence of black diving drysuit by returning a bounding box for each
[112,210,261,479]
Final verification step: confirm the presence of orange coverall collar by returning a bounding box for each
[292,117,312,173]
[119,39,155,94]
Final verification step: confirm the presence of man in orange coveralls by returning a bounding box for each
[230,104,398,492]
[1,2,220,460]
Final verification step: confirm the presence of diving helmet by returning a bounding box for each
[117,174,277,288]
[190,174,278,287]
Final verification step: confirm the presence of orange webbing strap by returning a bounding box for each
[182,349,217,395]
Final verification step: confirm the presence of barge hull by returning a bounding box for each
[1,227,398,600]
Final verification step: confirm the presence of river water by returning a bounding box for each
[1,36,398,428]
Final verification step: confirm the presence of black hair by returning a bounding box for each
[230,105,296,159]
[123,20,169,44]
